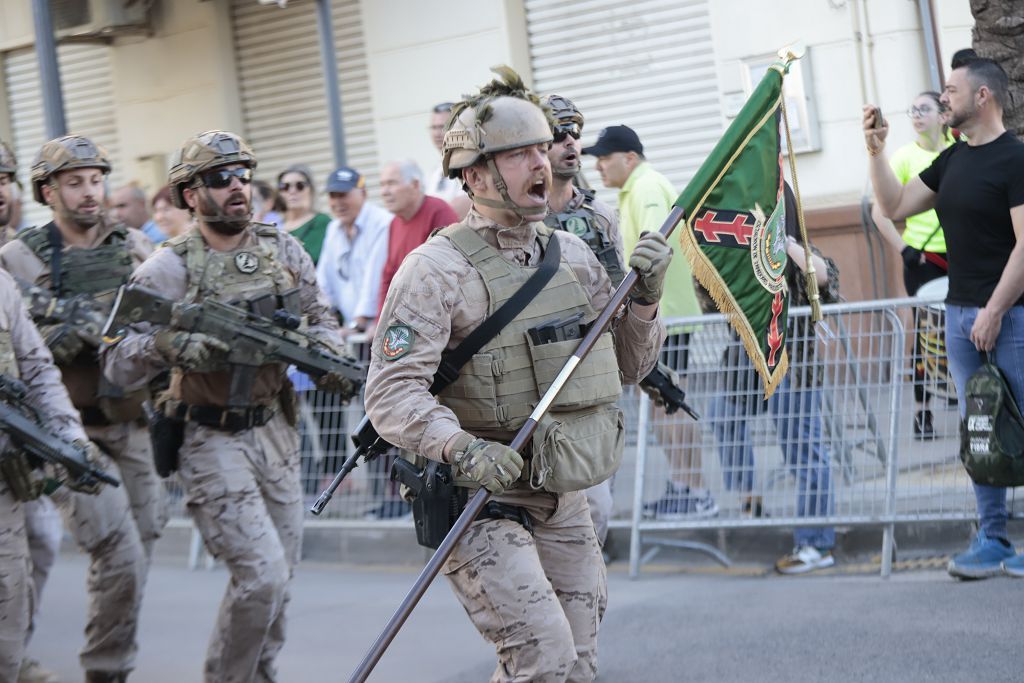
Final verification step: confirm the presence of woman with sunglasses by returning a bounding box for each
[277,164,332,264]
[869,91,955,440]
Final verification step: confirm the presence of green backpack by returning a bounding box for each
[959,352,1024,487]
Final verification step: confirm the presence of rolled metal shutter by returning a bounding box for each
[3,44,124,229]
[231,0,379,200]
[525,0,722,205]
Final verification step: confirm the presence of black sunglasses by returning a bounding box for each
[202,167,252,189]
[279,180,309,192]
[553,123,581,143]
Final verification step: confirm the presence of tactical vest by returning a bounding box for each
[168,224,299,407]
[543,188,626,286]
[19,223,133,300]
[436,223,624,492]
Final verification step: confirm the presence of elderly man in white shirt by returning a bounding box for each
[316,166,392,337]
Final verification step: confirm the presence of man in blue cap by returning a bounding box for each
[316,166,392,335]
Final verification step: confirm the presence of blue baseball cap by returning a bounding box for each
[326,166,364,193]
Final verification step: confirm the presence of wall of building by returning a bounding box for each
[107,0,242,191]
[358,0,531,179]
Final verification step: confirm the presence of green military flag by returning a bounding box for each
[674,51,804,398]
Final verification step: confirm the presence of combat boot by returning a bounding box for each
[84,671,129,683]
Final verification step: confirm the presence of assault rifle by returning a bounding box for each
[310,414,390,515]
[17,279,107,347]
[641,362,700,420]
[103,284,368,405]
[0,374,120,488]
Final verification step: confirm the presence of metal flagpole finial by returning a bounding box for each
[777,41,806,67]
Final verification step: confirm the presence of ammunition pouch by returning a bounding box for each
[0,449,46,501]
[96,379,148,424]
[528,403,624,492]
[391,458,534,548]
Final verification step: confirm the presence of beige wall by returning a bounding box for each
[108,0,242,192]
[708,0,972,209]
[358,0,531,182]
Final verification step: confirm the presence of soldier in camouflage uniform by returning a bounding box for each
[365,69,668,682]
[102,131,355,683]
[0,136,152,683]
[541,94,625,549]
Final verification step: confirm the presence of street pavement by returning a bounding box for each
[28,550,1024,682]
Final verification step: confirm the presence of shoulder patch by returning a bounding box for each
[381,324,415,360]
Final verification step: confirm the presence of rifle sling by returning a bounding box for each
[46,222,63,294]
[428,232,561,395]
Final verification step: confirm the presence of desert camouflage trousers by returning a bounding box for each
[50,429,149,673]
[23,496,62,647]
[0,481,31,681]
[178,410,303,683]
[443,490,607,683]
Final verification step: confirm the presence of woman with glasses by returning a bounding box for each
[277,164,332,264]
[869,91,955,440]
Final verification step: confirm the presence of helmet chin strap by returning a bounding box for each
[194,185,252,226]
[473,155,545,221]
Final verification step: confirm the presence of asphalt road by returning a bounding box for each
[29,552,1023,682]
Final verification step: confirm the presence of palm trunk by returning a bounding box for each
[970,0,1024,136]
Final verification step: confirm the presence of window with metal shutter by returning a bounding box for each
[525,0,723,206]
[3,43,124,229]
[231,0,379,202]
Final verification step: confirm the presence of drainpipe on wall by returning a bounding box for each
[850,0,888,299]
[917,0,945,91]
[32,0,67,139]
[315,0,347,167]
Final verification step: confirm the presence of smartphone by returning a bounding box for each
[870,106,886,129]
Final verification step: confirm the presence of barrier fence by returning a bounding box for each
[163,296,1022,576]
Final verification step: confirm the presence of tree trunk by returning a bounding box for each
[970,0,1024,136]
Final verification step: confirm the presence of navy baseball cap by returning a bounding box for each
[581,125,643,156]
[326,166,364,193]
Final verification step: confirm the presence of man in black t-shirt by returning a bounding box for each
[864,57,1024,580]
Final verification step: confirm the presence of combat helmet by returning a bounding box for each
[168,130,256,210]
[541,94,584,131]
[30,135,111,204]
[0,140,16,177]
[442,66,553,218]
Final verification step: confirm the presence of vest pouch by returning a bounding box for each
[527,331,621,411]
[437,352,500,431]
[529,403,624,492]
[959,361,1024,487]
[98,387,149,424]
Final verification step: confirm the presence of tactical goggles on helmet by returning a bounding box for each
[552,123,581,143]
[199,167,253,189]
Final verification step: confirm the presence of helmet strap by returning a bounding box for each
[481,155,545,220]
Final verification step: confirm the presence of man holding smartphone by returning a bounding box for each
[864,57,1024,579]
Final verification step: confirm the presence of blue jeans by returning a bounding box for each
[945,304,1024,542]
[710,375,835,549]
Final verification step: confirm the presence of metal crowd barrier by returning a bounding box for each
[161,296,1020,576]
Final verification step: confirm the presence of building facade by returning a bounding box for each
[0,0,973,299]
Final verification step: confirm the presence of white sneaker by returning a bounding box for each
[775,545,835,575]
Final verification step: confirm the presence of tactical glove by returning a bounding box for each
[315,371,357,401]
[451,435,524,495]
[639,363,679,410]
[629,231,673,305]
[40,323,85,365]
[154,330,230,370]
[62,440,104,495]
